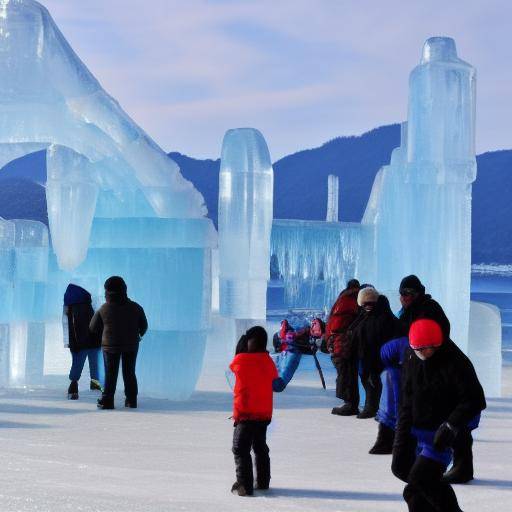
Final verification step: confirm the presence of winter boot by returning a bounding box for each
[442,429,474,484]
[125,397,137,409]
[231,481,253,496]
[357,407,377,419]
[67,380,79,400]
[369,423,395,454]
[90,379,102,392]
[331,403,359,416]
[97,396,115,410]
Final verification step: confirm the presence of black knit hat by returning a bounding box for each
[399,275,425,295]
[104,276,127,294]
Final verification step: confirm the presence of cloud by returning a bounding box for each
[42,0,512,159]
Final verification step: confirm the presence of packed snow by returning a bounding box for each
[0,356,510,512]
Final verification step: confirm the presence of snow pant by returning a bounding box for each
[376,367,401,430]
[232,420,270,493]
[102,348,138,402]
[392,432,461,512]
[333,356,359,405]
[69,348,100,382]
[272,351,302,392]
[358,363,382,414]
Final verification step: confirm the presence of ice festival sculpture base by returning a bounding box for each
[0,0,215,400]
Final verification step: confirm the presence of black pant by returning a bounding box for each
[359,367,382,414]
[103,348,138,401]
[232,421,270,493]
[334,356,359,405]
[392,442,461,511]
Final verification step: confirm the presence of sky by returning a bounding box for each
[42,0,512,160]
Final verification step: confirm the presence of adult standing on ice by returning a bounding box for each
[391,319,485,511]
[90,276,148,410]
[398,275,475,483]
[326,278,361,416]
[63,284,102,399]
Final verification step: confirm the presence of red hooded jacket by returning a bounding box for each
[325,288,359,360]
[229,352,278,422]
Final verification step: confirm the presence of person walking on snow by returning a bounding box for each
[90,276,148,410]
[391,319,486,512]
[63,284,102,400]
[230,326,278,497]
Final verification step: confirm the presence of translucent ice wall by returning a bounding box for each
[271,220,361,310]
[0,0,215,399]
[218,128,273,320]
[0,0,206,270]
[363,37,476,349]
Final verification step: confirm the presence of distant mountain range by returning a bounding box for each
[1,124,511,263]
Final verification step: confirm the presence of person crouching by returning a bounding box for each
[229,326,278,496]
[392,319,486,512]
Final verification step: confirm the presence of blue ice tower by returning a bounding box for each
[218,128,274,324]
[364,37,476,349]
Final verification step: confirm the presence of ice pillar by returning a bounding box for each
[326,174,339,222]
[0,219,14,387]
[9,220,49,387]
[218,128,274,325]
[405,37,476,350]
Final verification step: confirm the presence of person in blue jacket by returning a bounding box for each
[369,335,409,454]
[63,284,102,399]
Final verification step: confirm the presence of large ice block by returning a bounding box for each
[218,128,273,320]
[0,0,206,270]
[468,301,502,397]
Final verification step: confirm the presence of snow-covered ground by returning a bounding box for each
[0,354,511,512]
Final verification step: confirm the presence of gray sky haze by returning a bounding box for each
[44,0,511,160]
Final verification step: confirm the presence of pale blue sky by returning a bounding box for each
[44,0,511,159]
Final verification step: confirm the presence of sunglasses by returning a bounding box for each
[362,302,377,307]
[413,346,437,352]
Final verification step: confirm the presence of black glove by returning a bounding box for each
[433,422,458,451]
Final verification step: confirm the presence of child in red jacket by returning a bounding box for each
[229,326,278,497]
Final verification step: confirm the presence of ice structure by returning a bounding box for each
[362,37,476,350]
[218,128,273,328]
[0,0,215,399]
[269,37,501,394]
[326,175,339,222]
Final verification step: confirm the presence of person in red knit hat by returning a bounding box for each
[392,319,486,512]
[229,326,278,496]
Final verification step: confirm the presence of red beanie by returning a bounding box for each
[409,319,444,349]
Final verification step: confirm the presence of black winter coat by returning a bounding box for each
[352,295,403,374]
[89,293,148,353]
[66,303,100,352]
[399,294,450,339]
[395,339,486,448]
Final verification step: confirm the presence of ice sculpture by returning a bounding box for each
[361,37,476,349]
[270,220,361,310]
[0,0,214,399]
[467,301,502,396]
[326,175,339,222]
[218,128,273,322]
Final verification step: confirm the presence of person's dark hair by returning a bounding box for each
[246,325,268,352]
[359,283,374,290]
[104,276,128,303]
[346,278,360,290]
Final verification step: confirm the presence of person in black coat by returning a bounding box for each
[64,284,102,399]
[398,274,450,339]
[392,319,486,512]
[398,275,473,483]
[90,276,148,409]
[352,288,402,419]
